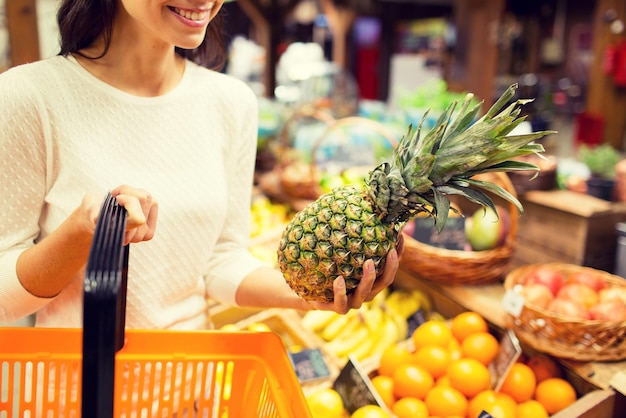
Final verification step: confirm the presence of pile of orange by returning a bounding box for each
[371,311,577,418]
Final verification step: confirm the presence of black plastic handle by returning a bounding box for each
[81,192,128,418]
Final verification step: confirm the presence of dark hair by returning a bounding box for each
[56,0,226,70]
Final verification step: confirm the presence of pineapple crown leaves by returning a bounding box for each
[366,83,556,231]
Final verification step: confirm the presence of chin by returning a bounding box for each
[176,35,207,51]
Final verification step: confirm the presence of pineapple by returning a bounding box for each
[278,84,554,302]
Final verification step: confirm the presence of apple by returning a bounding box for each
[567,271,607,292]
[401,220,415,237]
[521,283,554,309]
[598,287,626,305]
[547,299,591,320]
[556,283,599,310]
[464,206,508,251]
[525,267,565,296]
[589,301,626,321]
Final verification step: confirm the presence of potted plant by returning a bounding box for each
[578,144,621,200]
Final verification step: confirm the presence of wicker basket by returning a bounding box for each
[400,171,519,286]
[503,263,626,362]
[276,108,397,202]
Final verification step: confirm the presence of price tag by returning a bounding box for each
[332,357,388,415]
[407,308,428,337]
[491,329,523,392]
[412,217,467,250]
[478,411,496,418]
[609,370,626,396]
[501,287,526,318]
[288,348,331,383]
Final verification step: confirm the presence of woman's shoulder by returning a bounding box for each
[185,61,257,101]
[2,55,68,77]
[0,56,71,91]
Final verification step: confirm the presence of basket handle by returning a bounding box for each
[276,105,336,169]
[307,116,399,181]
[82,192,129,418]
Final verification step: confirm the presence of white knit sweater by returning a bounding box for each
[0,55,265,329]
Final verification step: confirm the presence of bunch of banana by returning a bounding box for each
[300,288,432,363]
[249,195,291,238]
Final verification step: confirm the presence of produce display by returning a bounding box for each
[304,312,578,418]
[278,83,553,302]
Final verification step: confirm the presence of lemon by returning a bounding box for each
[246,322,272,332]
[306,388,345,418]
[351,404,390,418]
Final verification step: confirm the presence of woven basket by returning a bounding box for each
[400,171,519,285]
[503,263,626,362]
[277,109,397,202]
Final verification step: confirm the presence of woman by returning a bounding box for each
[0,0,399,329]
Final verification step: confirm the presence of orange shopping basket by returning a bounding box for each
[0,194,312,418]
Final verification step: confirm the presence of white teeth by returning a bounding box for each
[173,7,208,22]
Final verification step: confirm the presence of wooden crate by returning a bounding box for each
[512,190,626,272]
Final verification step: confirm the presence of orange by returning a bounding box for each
[391,397,429,418]
[377,344,414,377]
[392,363,434,400]
[446,358,491,399]
[411,321,453,351]
[467,390,498,418]
[370,375,396,408]
[450,311,488,341]
[435,375,451,386]
[460,332,499,366]
[412,345,452,379]
[516,400,550,418]
[350,404,390,418]
[424,385,468,418]
[526,354,562,383]
[447,338,462,361]
[534,377,577,414]
[467,390,516,418]
[498,362,536,403]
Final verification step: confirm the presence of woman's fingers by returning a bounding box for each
[368,248,398,298]
[110,186,158,244]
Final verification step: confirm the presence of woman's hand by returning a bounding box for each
[81,185,158,245]
[308,234,405,314]
[110,185,158,245]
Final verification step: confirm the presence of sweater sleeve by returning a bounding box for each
[0,67,54,322]
[203,77,267,306]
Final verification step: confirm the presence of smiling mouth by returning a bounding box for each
[168,6,210,22]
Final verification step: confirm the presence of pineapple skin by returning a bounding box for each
[277,186,399,303]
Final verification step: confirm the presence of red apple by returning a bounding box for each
[525,268,565,296]
[401,220,415,237]
[556,283,599,310]
[598,287,626,305]
[567,271,607,292]
[547,299,591,320]
[589,301,626,322]
[521,283,554,309]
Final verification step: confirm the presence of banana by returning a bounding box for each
[320,309,358,341]
[385,306,409,342]
[325,320,370,359]
[301,310,341,333]
[368,314,400,356]
[409,289,433,313]
[363,305,384,332]
[384,290,419,319]
[350,333,378,362]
